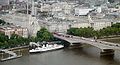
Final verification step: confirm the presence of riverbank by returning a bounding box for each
[0,46,29,59]
[99,36,120,44]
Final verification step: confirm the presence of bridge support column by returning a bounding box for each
[100,49,114,56]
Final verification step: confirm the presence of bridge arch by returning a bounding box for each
[54,37,71,47]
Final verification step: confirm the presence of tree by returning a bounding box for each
[111,23,120,28]
[67,23,120,38]
[8,39,18,47]
[8,33,30,47]
[67,27,94,38]
[0,19,6,25]
[0,42,4,48]
[10,34,19,39]
[67,28,78,35]
[108,0,114,3]
[37,28,53,41]
[0,32,8,43]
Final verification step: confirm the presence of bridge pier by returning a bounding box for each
[100,49,114,56]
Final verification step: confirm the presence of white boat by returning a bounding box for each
[29,44,64,53]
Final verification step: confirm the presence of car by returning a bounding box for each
[70,36,73,38]
[65,35,70,38]
[91,40,95,42]
[81,37,85,39]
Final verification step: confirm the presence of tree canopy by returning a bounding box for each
[0,33,29,49]
[67,27,95,38]
[0,27,54,49]
[67,23,120,38]
[0,19,6,25]
[37,27,53,42]
[108,0,115,3]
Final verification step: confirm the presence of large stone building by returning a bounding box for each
[39,15,119,33]
[0,25,28,38]
[1,13,40,36]
[74,7,93,16]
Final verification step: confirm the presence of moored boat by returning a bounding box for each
[29,42,64,53]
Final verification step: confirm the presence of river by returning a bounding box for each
[1,44,120,65]
[1,38,120,65]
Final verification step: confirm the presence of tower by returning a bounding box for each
[31,0,37,16]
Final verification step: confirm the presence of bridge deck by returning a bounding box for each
[53,34,120,50]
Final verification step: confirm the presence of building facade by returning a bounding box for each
[0,25,28,38]
[0,0,9,5]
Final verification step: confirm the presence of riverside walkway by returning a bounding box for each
[0,49,22,61]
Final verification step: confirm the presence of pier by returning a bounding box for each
[0,49,22,61]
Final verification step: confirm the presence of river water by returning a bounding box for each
[1,45,120,65]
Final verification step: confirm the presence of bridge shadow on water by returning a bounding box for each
[100,54,114,60]
[64,44,120,62]
[64,47,120,65]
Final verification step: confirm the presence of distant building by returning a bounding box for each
[0,0,9,5]
[0,0,11,11]
[96,7,102,13]
[74,7,93,16]
[39,2,76,14]
[0,25,28,38]
[1,13,40,37]
[39,11,120,33]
